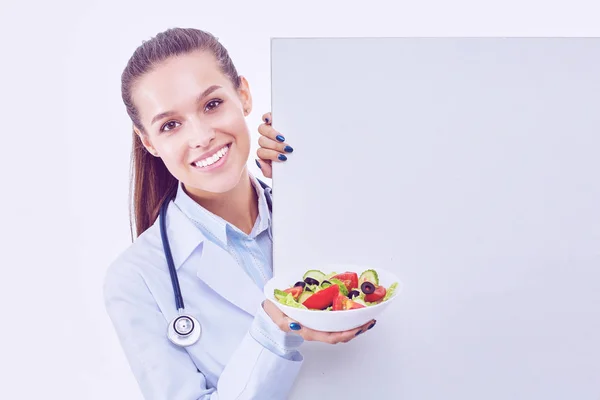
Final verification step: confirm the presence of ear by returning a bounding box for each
[238,76,253,116]
[134,126,159,157]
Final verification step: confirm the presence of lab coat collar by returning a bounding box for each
[195,239,266,316]
[164,198,265,316]
[163,200,206,270]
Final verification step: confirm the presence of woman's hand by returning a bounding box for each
[263,299,376,344]
[255,112,294,179]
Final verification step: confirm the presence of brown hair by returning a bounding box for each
[121,27,241,239]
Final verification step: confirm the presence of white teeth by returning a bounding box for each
[194,145,229,168]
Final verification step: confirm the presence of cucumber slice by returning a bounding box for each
[329,278,349,296]
[358,269,379,286]
[274,289,288,302]
[320,281,332,289]
[298,290,313,304]
[303,269,326,282]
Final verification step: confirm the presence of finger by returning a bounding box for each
[257,147,289,163]
[255,158,272,179]
[262,112,272,125]
[302,329,349,345]
[258,135,294,155]
[279,315,304,335]
[263,301,301,334]
[353,319,377,338]
[336,320,377,343]
[258,121,287,144]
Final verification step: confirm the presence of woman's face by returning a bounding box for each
[132,50,252,196]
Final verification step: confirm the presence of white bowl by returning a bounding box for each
[264,264,402,332]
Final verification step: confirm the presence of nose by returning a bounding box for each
[187,120,215,148]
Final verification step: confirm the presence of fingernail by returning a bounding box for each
[278,154,287,161]
[284,145,294,153]
[289,322,301,331]
[255,159,261,169]
[368,320,377,330]
[276,134,285,142]
[355,329,363,336]
[265,117,270,123]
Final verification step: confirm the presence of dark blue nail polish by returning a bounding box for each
[278,154,287,161]
[265,117,270,123]
[284,145,294,153]
[255,159,261,169]
[368,321,377,330]
[276,134,285,142]
[289,322,301,331]
[355,329,363,336]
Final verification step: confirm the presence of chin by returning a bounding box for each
[184,161,247,195]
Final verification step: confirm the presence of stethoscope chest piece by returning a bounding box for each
[167,313,201,347]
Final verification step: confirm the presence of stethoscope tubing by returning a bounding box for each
[159,197,186,311]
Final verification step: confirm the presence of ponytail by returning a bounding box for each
[129,130,177,239]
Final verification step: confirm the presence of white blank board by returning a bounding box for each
[270,38,600,400]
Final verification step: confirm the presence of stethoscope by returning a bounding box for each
[159,180,272,347]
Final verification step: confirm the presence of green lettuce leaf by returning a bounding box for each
[383,282,398,302]
[277,293,308,309]
[329,278,349,296]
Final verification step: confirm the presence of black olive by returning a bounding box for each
[348,290,360,299]
[304,277,320,286]
[322,280,331,285]
[294,281,306,288]
[361,281,376,294]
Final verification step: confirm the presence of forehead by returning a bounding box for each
[132,50,232,124]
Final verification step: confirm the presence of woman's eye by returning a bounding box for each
[205,99,223,112]
[161,121,180,132]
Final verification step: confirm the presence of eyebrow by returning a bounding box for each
[150,85,223,126]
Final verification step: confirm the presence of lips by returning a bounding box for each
[191,144,230,168]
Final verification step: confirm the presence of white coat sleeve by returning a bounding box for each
[103,263,303,400]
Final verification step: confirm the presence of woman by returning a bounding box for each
[103,27,375,400]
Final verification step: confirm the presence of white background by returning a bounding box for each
[1,0,599,399]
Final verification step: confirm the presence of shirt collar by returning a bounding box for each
[172,172,272,247]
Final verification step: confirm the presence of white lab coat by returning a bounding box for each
[103,199,303,400]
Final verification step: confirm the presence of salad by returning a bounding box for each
[274,269,398,311]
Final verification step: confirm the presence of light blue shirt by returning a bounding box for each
[103,173,304,400]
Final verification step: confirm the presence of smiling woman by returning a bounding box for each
[103,27,375,400]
